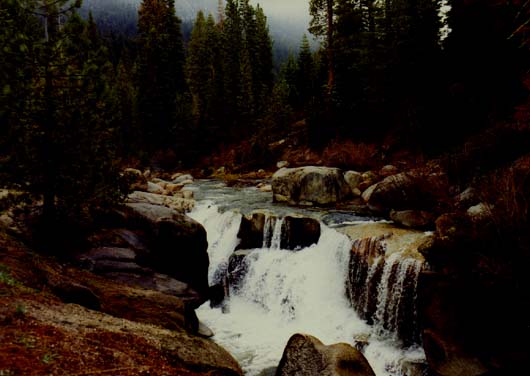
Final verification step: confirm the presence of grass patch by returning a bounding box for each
[0,265,18,287]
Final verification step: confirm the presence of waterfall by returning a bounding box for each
[188,200,242,285]
[347,235,424,347]
[261,215,284,249]
[189,201,426,376]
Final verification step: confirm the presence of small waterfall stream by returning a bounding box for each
[188,191,426,376]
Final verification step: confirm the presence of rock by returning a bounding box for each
[122,168,148,192]
[361,183,378,203]
[281,215,321,250]
[276,333,376,376]
[259,184,272,193]
[257,367,277,376]
[237,211,267,250]
[181,190,194,200]
[344,171,362,193]
[400,360,430,376]
[172,174,194,184]
[358,171,379,191]
[48,279,101,311]
[128,191,195,213]
[227,250,253,292]
[454,187,479,209]
[390,210,436,229]
[165,182,183,194]
[422,329,488,376]
[272,166,351,206]
[466,203,493,222]
[81,247,136,262]
[277,160,289,169]
[364,170,449,213]
[380,164,399,177]
[124,203,209,297]
[147,181,164,194]
[93,260,153,275]
[198,321,214,338]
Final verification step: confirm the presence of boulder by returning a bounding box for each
[272,166,351,206]
[277,160,290,169]
[390,210,436,229]
[364,170,449,213]
[276,333,375,376]
[124,203,209,298]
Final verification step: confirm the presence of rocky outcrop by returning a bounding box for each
[276,333,375,376]
[128,190,195,213]
[272,166,351,206]
[0,234,242,375]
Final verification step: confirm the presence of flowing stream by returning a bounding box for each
[187,180,426,376]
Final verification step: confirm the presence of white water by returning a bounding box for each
[188,200,242,285]
[189,202,426,376]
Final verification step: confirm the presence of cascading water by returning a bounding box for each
[189,196,426,376]
[188,201,242,285]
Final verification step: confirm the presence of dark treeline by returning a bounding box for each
[1,0,529,225]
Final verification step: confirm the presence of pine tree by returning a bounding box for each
[2,0,121,228]
[137,0,185,153]
[309,0,336,92]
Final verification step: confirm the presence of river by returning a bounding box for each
[186,180,426,376]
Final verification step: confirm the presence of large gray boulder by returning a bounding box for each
[123,203,209,298]
[276,333,376,376]
[272,167,351,206]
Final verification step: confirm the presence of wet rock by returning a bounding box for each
[227,250,253,292]
[276,333,376,376]
[281,215,321,250]
[236,211,268,250]
[272,166,351,206]
[81,247,136,262]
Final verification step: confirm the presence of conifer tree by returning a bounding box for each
[137,0,185,153]
[1,0,121,227]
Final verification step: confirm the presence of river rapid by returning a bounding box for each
[186,180,426,376]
